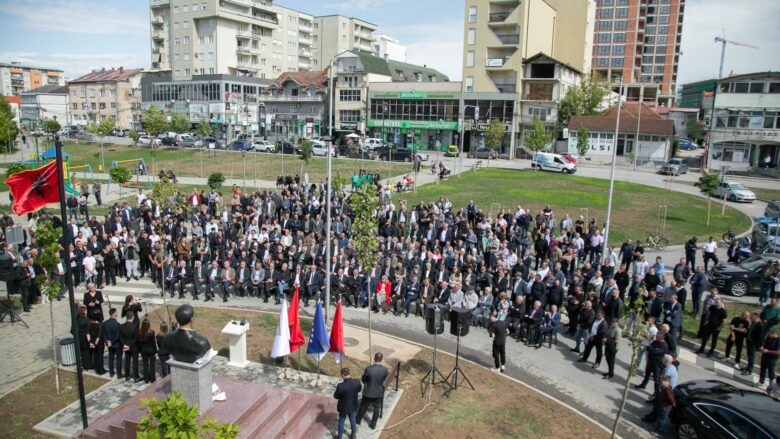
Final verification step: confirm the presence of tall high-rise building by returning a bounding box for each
[461,0,595,94]
[591,0,685,106]
[148,1,379,81]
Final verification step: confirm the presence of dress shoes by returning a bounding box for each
[576,358,587,363]
[592,362,600,368]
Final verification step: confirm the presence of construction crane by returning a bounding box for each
[714,32,758,79]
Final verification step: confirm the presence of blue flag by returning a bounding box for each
[307,301,330,361]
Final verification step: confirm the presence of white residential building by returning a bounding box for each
[20,85,70,128]
[371,34,406,62]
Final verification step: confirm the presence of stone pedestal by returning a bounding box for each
[168,351,216,415]
[221,320,250,368]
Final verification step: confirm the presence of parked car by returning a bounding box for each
[706,253,780,296]
[765,200,780,218]
[677,138,697,151]
[415,150,430,162]
[361,138,385,150]
[467,148,497,160]
[275,140,298,155]
[379,147,415,162]
[752,217,780,251]
[202,137,224,149]
[111,128,127,137]
[531,152,577,174]
[714,181,756,203]
[57,127,72,137]
[445,145,459,157]
[340,144,376,160]
[660,158,689,175]
[138,135,153,146]
[311,142,336,156]
[252,140,276,152]
[230,139,252,151]
[161,136,178,146]
[671,380,779,439]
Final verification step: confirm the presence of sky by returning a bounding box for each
[0,0,777,85]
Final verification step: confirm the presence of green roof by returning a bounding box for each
[352,50,449,82]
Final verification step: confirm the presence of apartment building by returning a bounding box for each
[461,0,595,95]
[265,70,328,138]
[518,53,582,130]
[19,85,70,128]
[707,72,780,171]
[371,34,407,62]
[148,1,379,81]
[591,0,685,106]
[0,62,64,96]
[68,67,145,129]
[331,50,448,134]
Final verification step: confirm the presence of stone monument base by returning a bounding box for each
[168,354,214,415]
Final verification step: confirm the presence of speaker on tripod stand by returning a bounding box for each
[0,252,27,328]
[421,304,448,393]
[444,307,474,397]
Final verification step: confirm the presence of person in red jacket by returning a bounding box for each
[654,375,676,434]
[375,275,392,314]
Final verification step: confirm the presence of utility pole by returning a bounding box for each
[603,81,624,256]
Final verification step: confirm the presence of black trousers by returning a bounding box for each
[357,396,382,428]
[582,338,603,364]
[605,345,617,377]
[492,343,506,369]
[107,347,122,376]
[90,345,105,374]
[141,353,156,382]
[725,336,745,364]
[159,354,171,377]
[123,348,139,379]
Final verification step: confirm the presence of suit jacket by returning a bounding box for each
[119,321,139,350]
[361,363,389,398]
[236,267,251,284]
[101,318,121,347]
[333,378,362,415]
[664,301,683,328]
[221,267,236,283]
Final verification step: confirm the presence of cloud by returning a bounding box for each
[0,51,147,79]
[678,0,780,83]
[1,0,147,36]
[380,21,463,81]
[323,0,398,12]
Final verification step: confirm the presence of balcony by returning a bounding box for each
[151,17,164,26]
[298,34,312,45]
[489,12,511,22]
[495,34,520,45]
[236,61,258,70]
[237,29,251,39]
[299,22,312,32]
[152,47,164,54]
[261,94,323,102]
[152,29,165,40]
[485,58,508,68]
[299,48,311,56]
[150,0,169,8]
[236,46,251,55]
[491,81,517,93]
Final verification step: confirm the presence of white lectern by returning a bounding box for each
[221,320,250,368]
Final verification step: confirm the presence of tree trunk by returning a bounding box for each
[367,292,373,363]
[611,346,639,438]
[706,195,712,226]
[49,299,61,394]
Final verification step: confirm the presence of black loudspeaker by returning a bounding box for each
[450,308,470,337]
[425,304,444,335]
[0,254,14,282]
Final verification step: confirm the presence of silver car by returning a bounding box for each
[765,200,780,218]
[659,158,688,175]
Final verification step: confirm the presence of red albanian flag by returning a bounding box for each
[5,161,61,216]
[288,286,306,353]
[328,300,345,363]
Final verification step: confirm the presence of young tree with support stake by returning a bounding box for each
[170,113,190,135]
[612,290,647,438]
[576,126,589,158]
[695,171,720,226]
[86,116,115,172]
[525,116,553,170]
[483,119,505,167]
[33,220,65,394]
[350,184,379,361]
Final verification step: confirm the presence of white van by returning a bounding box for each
[361,138,385,150]
[531,152,577,174]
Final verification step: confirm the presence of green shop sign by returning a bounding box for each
[399,91,426,99]
[372,91,456,100]
[368,119,459,130]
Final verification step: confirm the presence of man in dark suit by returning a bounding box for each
[175,260,193,299]
[357,352,389,429]
[305,264,323,307]
[663,293,683,342]
[333,367,362,439]
[119,312,140,381]
[101,307,122,378]
[578,310,607,367]
[489,312,509,372]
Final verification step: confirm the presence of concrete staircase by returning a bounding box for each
[81,376,337,439]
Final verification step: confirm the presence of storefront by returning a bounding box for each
[367,119,459,151]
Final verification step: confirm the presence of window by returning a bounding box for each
[91,102,96,110]
[658,26,669,34]
[660,5,671,14]
[185,68,191,76]
[173,21,179,29]
[208,35,214,44]
[202,2,207,11]
[613,33,626,43]
[596,58,609,67]
[183,54,190,61]
[528,107,551,120]
[769,83,780,93]
[616,0,629,4]
[600,21,612,31]
[597,33,611,43]
[654,66,664,73]
[612,45,625,55]
[199,36,205,45]
[614,20,627,30]
[467,51,475,67]
[339,110,360,123]
[209,68,215,74]
[749,82,765,93]
[656,46,666,53]
[182,5,188,12]
[99,103,106,110]
[642,56,654,63]
[656,35,668,44]
[183,21,190,29]
[110,102,117,109]
[615,7,628,18]
[597,46,610,55]
[655,55,666,63]
[467,29,476,45]
[465,76,474,92]
[174,38,181,45]
[731,82,749,93]
[339,89,360,102]
[646,25,656,34]
[696,403,772,438]
[659,15,669,24]
[468,6,477,23]
[173,5,179,13]
[183,36,189,44]
[601,0,613,5]
[611,58,624,67]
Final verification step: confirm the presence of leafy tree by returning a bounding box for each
[576,126,589,158]
[484,119,505,165]
[672,138,680,157]
[32,220,65,394]
[196,120,212,138]
[137,392,239,439]
[299,139,312,165]
[349,183,379,360]
[695,171,720,226]
[558,75,610,128]
[152,176,178,212]
[0,96,19,152]
[686,119,704,143]
[6,163,29,178]
[142,105,169,138]
[525,116,553,157]
[87,116,115,171]
[110,166,132,199]
[208,172,225,190]
[170,113,190,134]
[612,288,648,438]
[45,119,61,134]
[332,172,349,194]
[128,129,139,147]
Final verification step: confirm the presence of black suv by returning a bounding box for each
[379,147,414,162]
[707,254,780,297]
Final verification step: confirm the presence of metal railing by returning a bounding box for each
[260,95,323,102]
[496,34,520,44]
[384,360,401,391]
[489,12,511,22]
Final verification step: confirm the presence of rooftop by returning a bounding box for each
[342,50,448,82]
[568,102,674,136]
[22,85,69,95]
[0,62,62,72]
[271,70,328,92]
[69,67,143,84]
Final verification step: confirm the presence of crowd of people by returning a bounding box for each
[2,172,780,435]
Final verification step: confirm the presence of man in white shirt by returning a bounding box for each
[447,283,465,310]
[83,251,97,284]
[702,237,719,271]
[635,315,658,370]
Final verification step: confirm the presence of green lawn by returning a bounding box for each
[402,168,752,245]
[61,141,411,182]
[751,188,780,203]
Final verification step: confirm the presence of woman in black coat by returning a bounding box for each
[137,319,158,383]
[76,306,92,370]
[87,308,105,374]
[122,295,143,331]
[83,284,105,322]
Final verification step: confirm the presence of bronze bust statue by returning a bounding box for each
[162,304,212,363]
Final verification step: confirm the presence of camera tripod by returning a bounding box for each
[443,319,473,397]
[0,292,29,328]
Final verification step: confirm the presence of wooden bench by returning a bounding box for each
[474,160,483,170]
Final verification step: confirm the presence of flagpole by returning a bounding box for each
[54,136,88,429]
